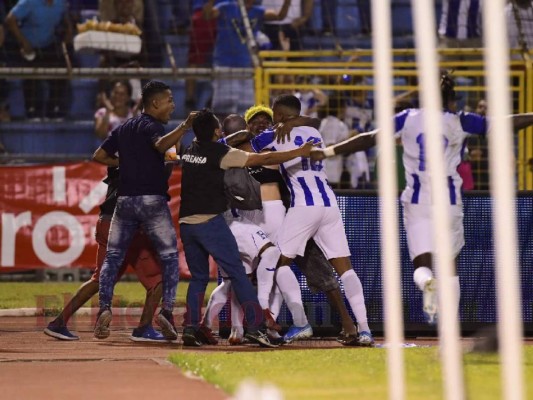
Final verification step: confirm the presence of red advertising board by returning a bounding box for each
[0,162,213,278]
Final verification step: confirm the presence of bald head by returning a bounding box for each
[222,114,247,135]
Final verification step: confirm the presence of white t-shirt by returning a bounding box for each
[94,108,134,137]
[262,0,302,25]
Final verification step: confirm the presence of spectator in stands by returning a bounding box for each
[506,0,533,59]
[203,0,291,117]
[262,0,313,51]
[97,0,145,105]
[294,77,328,118]
[185,0,227,112]
[469,98,489,190]
[318,97,350,188]
[5,0,72,120]
[438,0,483,52]
[320,0,336,35]
[94,80,136,140]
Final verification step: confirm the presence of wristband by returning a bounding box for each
[323,147,336,157]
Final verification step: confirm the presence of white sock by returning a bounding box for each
[269,286,284,320]
[449,275,460,317]
[230,289,244,336]
[256,246,280,309]
[413,266,434,291]
[203,280,231,329]
[340,269,370,332]
[276,265,308,327]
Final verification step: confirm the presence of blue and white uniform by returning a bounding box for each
[251,126,350,259]
[394,108,488,260]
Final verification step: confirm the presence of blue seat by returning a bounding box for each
[0,121,98,155]
[69,79,99,120]
[6,79,26,120]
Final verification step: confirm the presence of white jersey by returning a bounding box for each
[251,126,338,208]
[394,108,487,205]
[319,116,350,183]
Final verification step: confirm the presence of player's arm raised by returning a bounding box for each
[311,130,378,162]
[510,112,533,132]
[275,115,321,143]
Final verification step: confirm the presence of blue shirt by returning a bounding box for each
[11,0,66,48]
[213,2,265,67]
[192,0,228,12]
[101,113,169,199]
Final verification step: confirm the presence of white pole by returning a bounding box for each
[411,1,465,400]
[483,1,524,399]
[371,1,405,400]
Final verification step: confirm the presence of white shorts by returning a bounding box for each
[277,206,351,259]
[402,202,465,261]
[240,200,286,243]
[223,210,271,275]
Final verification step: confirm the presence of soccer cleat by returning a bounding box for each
[228,328,247,346]
[336,332,359,347]
[423,278,438,325]
[245,329,279,348]
[44,323,79,341]
[130,325,167,342]
[196,325,219,345]
[156,309,178,341]
[357,331,375,346]
[94,308,112,339]
[283,323,313,344]
[263,308,282,332]
[182,327,203,347]
[267,330,286,346]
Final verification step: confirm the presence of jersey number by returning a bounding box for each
[294,135,323,171]
[415,133,450,172]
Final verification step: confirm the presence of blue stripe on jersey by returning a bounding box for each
[448,176,457,205]
[315,176,331,207]
[467,0,480,38]
[250,129,276,152]
[459,112,487,135]
[280,164,295,207]
[218,137,227,144]
[445,0,460,38]
[394,110,409,133]
[411,173,421,204]
[298,177,315,206]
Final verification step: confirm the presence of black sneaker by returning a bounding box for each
[196,325,219,345]
[245,329,279,348]
[94,308,112,339]
[156,309,178,341]
[336,332,359,346]
[182,327,203,347]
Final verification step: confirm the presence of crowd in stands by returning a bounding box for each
[0,0,532,190]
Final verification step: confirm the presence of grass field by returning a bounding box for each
[169,347,533,400]
[0,281,217,310]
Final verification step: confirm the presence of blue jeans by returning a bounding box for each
[99,195,179,311]
[180,214,264,332]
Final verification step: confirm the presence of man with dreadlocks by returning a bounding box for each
[308,72,533,324]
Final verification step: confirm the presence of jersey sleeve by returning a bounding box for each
[11,0,31,20]
[459,112,488,136]
[250,129,276,153]
[220,148,250,169]
[147,121,165,144]
[394,109,410,138]
[100,129,119,156]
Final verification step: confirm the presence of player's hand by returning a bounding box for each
[274,121,293,144]
[182,111,198,129]
[310,148,326,162]
[299,140,322,158]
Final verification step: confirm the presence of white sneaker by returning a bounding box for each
[423,278,438,325]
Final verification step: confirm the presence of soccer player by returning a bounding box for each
[249,95,374,345]
[310,73,533,324]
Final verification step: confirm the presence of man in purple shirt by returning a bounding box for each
[92,80,196,341]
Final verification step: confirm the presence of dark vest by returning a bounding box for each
[179,141,230,219]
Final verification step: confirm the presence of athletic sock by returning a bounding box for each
[202,280,231,329]
[276,265,308,327]
[269,286,284,320]
[256,246,280,309]
[413,266,434,292]
[230,289,244,336]
[340,269,370,332]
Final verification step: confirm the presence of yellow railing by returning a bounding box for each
[255,48,533,189]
